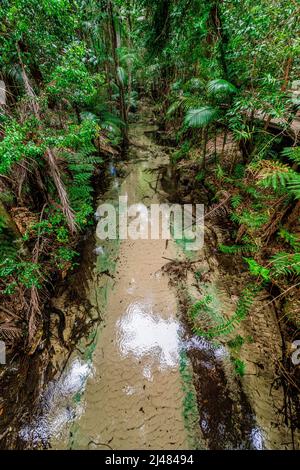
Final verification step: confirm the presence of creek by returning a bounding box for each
[18,105,295,450]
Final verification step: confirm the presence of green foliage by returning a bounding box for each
[195,170,205,182]
[196,284,261,338]
[270,252,300,277]
[282,146,300,165]
[0,259,41,293]
[189,295,213,321]
[0,119,42,175]
[233,164,246,179]
[184,107,219,128]
[227,335,245,352]
[215,164,225,180]
[233,358,246,377]
[255,160,300,200]
[171,141,190,164]
[219,243,257,255]
[258,162,295,192]
[229,206,269,231]
[287,175,300,200]
[207,79,237,96]
[278,228,300,250]
[0,217,18,261]
[231,195,243,209]
[244,258,270,281]
[54,247,79,270]
[47,43,101,107]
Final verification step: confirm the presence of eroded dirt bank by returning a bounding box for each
[12,104,298,450]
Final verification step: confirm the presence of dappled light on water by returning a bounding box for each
[117,300,181,371]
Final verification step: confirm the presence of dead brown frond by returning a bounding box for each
[0,322,22,342]
[205,190,231,221]
[26,286,43,354]
[17,43,77,234]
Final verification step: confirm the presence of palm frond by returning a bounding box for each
[166,98,183,117]
[207,79,237,96]
[184,106,219,128]
[80,111,99,123]
[117,66,127,86]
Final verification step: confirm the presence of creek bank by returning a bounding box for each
[0,155,119,450]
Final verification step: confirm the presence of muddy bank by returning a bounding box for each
[0,157,115,450]
[169,131,300,449]
[162,224,298,449]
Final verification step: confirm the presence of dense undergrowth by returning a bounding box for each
[0,1,134,356]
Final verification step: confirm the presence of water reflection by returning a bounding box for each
[117,301,181,370]
[184,335,228,360]
[19,359,92,445]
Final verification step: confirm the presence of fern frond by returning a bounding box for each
[255,160,292,191]
[278,228,300,250]
[231,194,243,209]
[219,243,257,254]
[287,174,300,199]
[270,252,300,277]
[282,146,300,164]
[196,284,260,338]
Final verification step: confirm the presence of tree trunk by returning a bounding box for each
[202,127,209,169]
[214,126,217,161]
[107,0,129,147]
[126,0,133,115]
[281,56,293,92]
[74,103,81,124]
[222,126,228,158]
[211,0,229,80]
